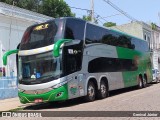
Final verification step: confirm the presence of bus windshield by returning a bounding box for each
[20,19,64,50]
[18,51,62,85]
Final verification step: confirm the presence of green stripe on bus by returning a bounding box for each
[116,47,146,87]
[18,84,68,104]
[3,49,19,66]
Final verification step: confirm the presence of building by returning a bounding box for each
[0,2,53,77]
[111,21,160,70]
[111,21,152,48]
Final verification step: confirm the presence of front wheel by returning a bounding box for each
[138,77,143,89]
[84,81,96,102]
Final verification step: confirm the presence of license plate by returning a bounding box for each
[34,99,43,103]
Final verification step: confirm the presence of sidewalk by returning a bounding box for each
[0,97,23,111]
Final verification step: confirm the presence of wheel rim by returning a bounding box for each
[143,78,146,85]
[139,79,142,87]
[88,85,95,98]
[101,84,106,96]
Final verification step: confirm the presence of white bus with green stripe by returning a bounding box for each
[3,17,152,104]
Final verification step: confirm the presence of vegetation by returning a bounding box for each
[103,22,116,27]
[0,0,74,18]
[82,15,98,24]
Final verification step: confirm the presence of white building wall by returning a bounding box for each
[111,22,143,39]
[0,14,35,77]
[0,2,53,77]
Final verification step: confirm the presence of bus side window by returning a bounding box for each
[65,55,77,74]
[64,19,85,41]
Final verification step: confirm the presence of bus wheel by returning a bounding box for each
[97,80,108,99]
[138,77,143,89]
[142,76,147,88]
[156,77,159,84]
[84,81,96,102]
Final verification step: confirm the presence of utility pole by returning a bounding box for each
[91,0,94,22]
[158,13,160,26]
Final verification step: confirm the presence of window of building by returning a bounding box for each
[144,34,147,40]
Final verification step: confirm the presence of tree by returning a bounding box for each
[82,15,98,24]
[0,0,41,11]
[17,0,39,11]
[0,0,74,18]
[83,15,91,21]
[103,22,116,27]
[40,0,73,18]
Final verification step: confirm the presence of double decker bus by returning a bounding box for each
[3,17,152,104]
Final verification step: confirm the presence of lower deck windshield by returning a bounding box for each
[18,51,62,85]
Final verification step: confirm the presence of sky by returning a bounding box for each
[64,0,160,26]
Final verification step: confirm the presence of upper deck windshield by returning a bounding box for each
[20,19,64,50]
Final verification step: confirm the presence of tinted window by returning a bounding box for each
[85,24,107,44]
[85,24,149,52]
[88,57,138,73]
[131,38,149,52]
[85,24,134,49]
[20,19,64,50]
[63,43,83,75]
[64,19,85,40]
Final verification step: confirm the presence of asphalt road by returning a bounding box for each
[24,83,160,111]
[2,82,160,120]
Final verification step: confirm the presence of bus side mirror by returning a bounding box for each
[53,39,72,57]
[3,49,19,66]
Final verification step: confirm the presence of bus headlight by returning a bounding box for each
[51,81,67,89]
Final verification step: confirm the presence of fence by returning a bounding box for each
[0,77,18,99]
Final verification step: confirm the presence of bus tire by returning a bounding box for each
[138,76,143,89]
[97,80,108,99]
[142,76,147,88]
[156,77,159,84]
[84,81,96,102]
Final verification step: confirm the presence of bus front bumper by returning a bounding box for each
[18,84,68,104]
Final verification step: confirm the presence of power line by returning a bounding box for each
[102,13,121,18]
[69,6,125,32]
[103,0,138,22]
[94,12,125,32]
[102,0,151,31]
[69,6,90,12]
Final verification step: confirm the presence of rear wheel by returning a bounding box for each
[97,80,108,99]
[156,77,159,83]
[142,77,147,88]
[84,81,96,102]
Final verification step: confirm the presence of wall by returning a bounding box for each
[0,77,17,99]
[0,14,35,77]
[111,22,143,39]
[0,12,35,100]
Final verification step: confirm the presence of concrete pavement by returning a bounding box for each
[0,97,23,111]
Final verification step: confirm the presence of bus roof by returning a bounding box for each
[29,17,148,43]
